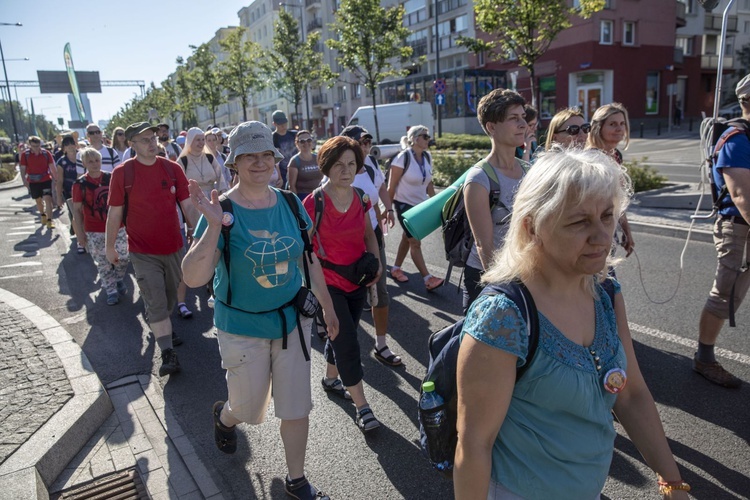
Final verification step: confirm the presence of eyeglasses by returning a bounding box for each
[88,130,102,135]
[556,123,591,136]
[131,136,158,145]
[297,138,313,144]
[740,97,750,104]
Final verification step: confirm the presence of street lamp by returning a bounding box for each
[0,22,22,144]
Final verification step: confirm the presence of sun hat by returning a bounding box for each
[225,121,283,167]
[736,74,750,98]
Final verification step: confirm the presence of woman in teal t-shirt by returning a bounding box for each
[182,121,339,500]
[454,149,689,500]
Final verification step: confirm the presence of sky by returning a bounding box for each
[1,0,251,129]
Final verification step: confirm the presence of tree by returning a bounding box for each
[328,0,416,143]
[261,10,335,129]
[188,43,225,125]
[174,57,198,129]
[459,0,605,107]
[219,27,265,122]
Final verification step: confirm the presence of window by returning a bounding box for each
[676,36,693,56]
[600,20,613,45]
[623,21,635,46]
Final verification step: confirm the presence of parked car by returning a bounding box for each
[718,103,742,119]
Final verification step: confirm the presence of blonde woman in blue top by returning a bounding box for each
[454,149,688,500]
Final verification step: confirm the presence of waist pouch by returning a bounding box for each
[321,251,379,287]
[28,174,45,182]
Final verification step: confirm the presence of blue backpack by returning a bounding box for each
[419,280,616,475]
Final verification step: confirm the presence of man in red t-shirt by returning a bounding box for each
[106,122,197,377]
[19,136,56,228]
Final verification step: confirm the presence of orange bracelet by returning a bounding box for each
[657,480,691,495]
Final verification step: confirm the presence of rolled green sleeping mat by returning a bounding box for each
[402,169,470,241]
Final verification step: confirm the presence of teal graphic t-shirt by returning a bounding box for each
[194,189,312,338]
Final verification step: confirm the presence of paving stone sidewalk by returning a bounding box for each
[0,302,74,465]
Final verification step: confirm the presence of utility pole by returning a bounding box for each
[0,22,22,144]
[434,0,441,137]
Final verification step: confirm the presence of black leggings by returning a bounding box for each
[462,265,484,315]
[322,285,367,387]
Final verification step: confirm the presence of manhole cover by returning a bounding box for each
[51,468,148,500]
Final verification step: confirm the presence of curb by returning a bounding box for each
[0,289,112,500]
[0,173,22,192]
[629,220,713,244]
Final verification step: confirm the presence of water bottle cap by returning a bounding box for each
[422,381,435,392]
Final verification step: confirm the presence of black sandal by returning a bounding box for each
[356,407,381,433]
[374,346,402,366]
[213,401,237,454]
[321,378,351,400]
[285,475,330,500]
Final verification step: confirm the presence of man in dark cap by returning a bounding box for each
[106,122,198,377]
[271,110,297,185]
[157,122,182,161]
[694,74,750,389]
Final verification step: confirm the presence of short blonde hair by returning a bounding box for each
[80,147,102,164]
[482,148,632,297]
[586,102,630,151]
[545,107,585,150]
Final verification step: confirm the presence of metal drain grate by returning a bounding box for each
[51,468,148,500]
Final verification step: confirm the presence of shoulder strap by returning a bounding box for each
[122,161,136,226]
[423,150,431,164]
[218,195,235,305]
[206,153,214,165]
[171,143,180,157]
[352,186,368,211]
[101,171,112,187]
[364,163,376,184]
[279,189,314,283]
[403,150,411,174]
[107,147,116,163]
[477,160,504,210]
[179,156,188,170]
[311,187,326,258]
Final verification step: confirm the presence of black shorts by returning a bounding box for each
[394,201,415,239]
[29,180,53,200]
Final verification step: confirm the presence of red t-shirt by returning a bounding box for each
[20,149,55,183]
[303,189,371,293]
[108,157,189,255]
[71,173,110,233]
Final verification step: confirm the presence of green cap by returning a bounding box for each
[422,381,435,392]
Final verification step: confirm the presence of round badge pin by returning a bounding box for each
[170,186,176,194]
[603,368,627,394]
[221,212,234,227]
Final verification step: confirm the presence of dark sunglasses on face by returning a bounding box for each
[88,130,102,135]
[297,138,313,144]
[557,123,591,135]
[116,132,124,136]
[420,134,431,140]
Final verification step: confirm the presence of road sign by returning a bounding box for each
[435,94,445,106]
[433,79,446,94]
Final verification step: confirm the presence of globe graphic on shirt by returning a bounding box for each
[245,229,299,288]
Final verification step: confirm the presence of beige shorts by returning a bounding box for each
[217,317,313,424]
[705,218,750,319]
[130,251,183,323]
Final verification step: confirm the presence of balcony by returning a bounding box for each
[701,54,734,70]
[312,93,329,106]
[704,14,738,32]
[407,39,428,58]
[676,1,686,28]
[305,0,320,10]
[307,17,323,32]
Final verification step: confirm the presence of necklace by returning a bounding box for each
[188,153,207,182]
[238,187,273,210]
[327,187,352,213]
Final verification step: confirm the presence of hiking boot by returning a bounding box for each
[172,331,183,347]
[116,280,127,295]
[285,475,330,500]
[693,355,741,388]
[46,219,55,229]
[159,348,180,377]
[106,292,119,306]
[40,213,47,225]
[212,401,237,454]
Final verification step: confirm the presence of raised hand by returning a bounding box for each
[189,180,223,227]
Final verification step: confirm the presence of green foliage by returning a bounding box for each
[431,150,485,187]
[189,43,226,125]
[219,27,265,122]
[461,0,604,106]
[433,133,492,151]
[0,100,60,142]
[328,0,418,143]
[261,10,336,127]
[0,155,17,183]
[623,157,666,193]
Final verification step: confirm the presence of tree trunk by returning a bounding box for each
[370,86,380,144]
[528,64,537,109]
[242,98,248,122]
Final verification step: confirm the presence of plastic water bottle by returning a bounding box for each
[419,381,452,470]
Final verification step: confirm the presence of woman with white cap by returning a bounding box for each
[183,121,339,500]
[178,127,226,198]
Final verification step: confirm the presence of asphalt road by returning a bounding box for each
[1,179,748,499]
[623,134,703,185]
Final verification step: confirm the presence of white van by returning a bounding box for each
[347,102,435,144]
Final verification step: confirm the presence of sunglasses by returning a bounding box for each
[360,139,372,145]
[740,97,750,104]
[115,132,124,136]
[556,123,591,135]
[420,134,431,140]
[88,130,102,135]
[297,138,313,144]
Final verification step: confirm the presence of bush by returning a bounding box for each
[433,133,491,151]
[0,163,16,183]
[623,157,666,193]
[432,149,484,187]
[0,153,14,164]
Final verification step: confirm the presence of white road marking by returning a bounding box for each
[7,232,34,236]
[0,270,43,280]
[0,261,42,268]
[629,323,750,366]
[10,252,39,257]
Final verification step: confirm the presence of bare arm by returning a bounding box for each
[611,293,688,499]
[723,167,750,223]
[387,165,404,202]
[427,180,436,198]
[288,164,299,193]
[618,214,635,257]
[454,336,516,499]
[464,182,495,270]
[364,214,381,286]
[378,182,395,228]
[105,205,124,265]
[20,163,28,187]
[72,202,86,247]
[56,166,64,205]
[179,197,199,230]
[305,249,339,340]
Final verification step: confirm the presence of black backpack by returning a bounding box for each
[419,280,616,475]
[384,149,431,185]
[217,190,315,360]
[178,153,215,171]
